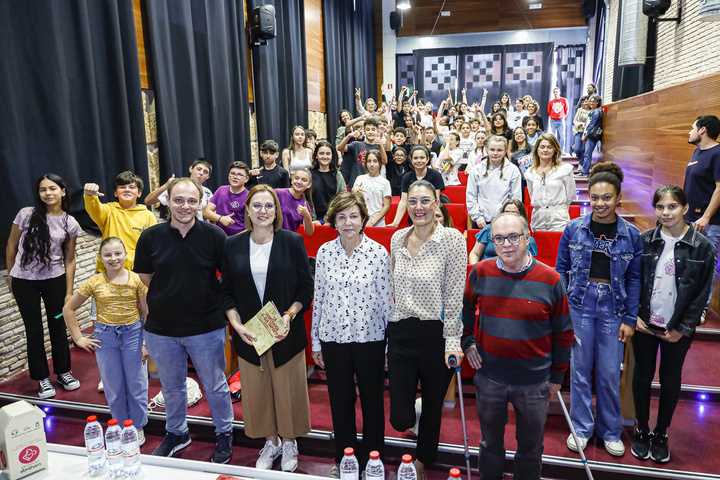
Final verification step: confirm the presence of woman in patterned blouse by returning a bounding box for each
[387,179,466,478]
[311,191,392,477]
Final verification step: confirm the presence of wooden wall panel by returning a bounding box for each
[375,0,384,100]
[603,72,720,231]
[397,0,586,37]
[244,0,254,104]
[305,0,325,112]
[133,0,152,89]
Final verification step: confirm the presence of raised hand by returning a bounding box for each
[83,183,104,197]
[355,88,361,100]
[219,212,236,227]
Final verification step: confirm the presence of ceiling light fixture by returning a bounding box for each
[397,0,411,10]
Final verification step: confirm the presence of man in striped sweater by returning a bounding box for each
[462,212,574,480]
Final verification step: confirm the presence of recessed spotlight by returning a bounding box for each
[397,0,411,10]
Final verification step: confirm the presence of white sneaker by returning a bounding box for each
[605,439,625,456]
[329,463,340,478]
[567,433,589,452]
[137,428,145,447]
[98,380,104,393]
[408,397,422,435]
[256,439,281,469]
[281,440,299,472]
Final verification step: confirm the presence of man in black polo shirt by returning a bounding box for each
[134,177,234,464]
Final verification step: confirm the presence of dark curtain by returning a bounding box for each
[593,2,606,91]
[323,0,377,130]
[412,43,553,125]
[145,0,251,190]
[250,0,307,150]
[555,45,586,147]
[0,0,145,254]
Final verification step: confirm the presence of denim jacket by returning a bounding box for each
[556,213,643,326]
[638,226,716,337]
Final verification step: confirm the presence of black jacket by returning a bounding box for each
[638,225,716,337]
[221,229,314,367]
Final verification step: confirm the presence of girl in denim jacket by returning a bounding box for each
[556,162,642,457]
[631,185,715,463]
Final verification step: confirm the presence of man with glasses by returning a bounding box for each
[461,212,574,480]
[134,177,235,464]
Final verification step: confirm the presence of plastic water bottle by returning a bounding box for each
[84,415,106,474]
[448,467,462,480]
[121,420,141,477]
[340,447,359,480]
[397,454,417,480]
[365,450,385,480]
[105,419,123,477]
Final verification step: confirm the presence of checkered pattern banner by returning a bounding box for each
[423,56,458,90]
[555,45,586,149]
[396,54,414,95]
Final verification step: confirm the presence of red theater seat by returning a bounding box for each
[458,170,469,186]
[298,225,336,257]
[532,230,563,268]
[466,228,481,257]
[443,185,467,204]
[364,226,396,253]
[445,204,467,233]
[386,202,409,228]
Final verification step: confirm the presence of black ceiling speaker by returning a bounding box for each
[389,10,402,34]
[251,5,276,40]
[582,0,597,18]
[643,0,672,16]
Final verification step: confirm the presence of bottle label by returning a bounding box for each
[123,448,139,459]
[86,441,103,453]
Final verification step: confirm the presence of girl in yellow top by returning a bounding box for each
[63,237,149,444]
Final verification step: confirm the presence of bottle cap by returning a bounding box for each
[369,451,380,460]
[449,468,461,478]
[402,454,413,463]
[108,419,118,426]
[344,447,355,456]
[123,420,134,428]
[87,415,97,423]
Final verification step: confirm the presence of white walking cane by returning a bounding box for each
[448,355,471,480]
[556,390,595,480]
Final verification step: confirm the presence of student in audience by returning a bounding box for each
[523,101,545,132]
[524,134,576,231]
[282,126,313,175]
[438,132,463,186]
[309,141,346,223]
[556,162,642,458]
[336,111,368,146]
[579,95,603,177]
[388,180,465,479]
[63,237,148,444]
[276,169,315,234]
[353,150,392,226]
[490,101,502,116]
[498,92,513,113]
[631,185,715,463]
[222,184,314,472]
[435,202,454,228]
[388,145,445,228]
[509,127,529,158]
[338,117,387,189]
[145,158,214,221]
[466,135,522,228]
[425,126,444,158]
[473,131,487,164]
[305,129,317,154]
[523,95,533,110]
[572,96,591,161]
[249,140,291,189]
[525,117,541,150]
[204,162,251,236]
[311,192,392,476]
[469,199,537,263]
[486,112,513,142]
[457,122,477,170]
[386,147,413,197]
[6,173,82,398]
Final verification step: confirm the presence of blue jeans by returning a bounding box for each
[694,222,720,305]
[475,374,551,480]
[550,119,565,151]
[581,138,597,175]
[573,133,585,159]
[145,328,233,435]
[95,319,148,428]
[569,282,624,441]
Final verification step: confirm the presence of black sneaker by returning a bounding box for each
[211,431,233,464]
[38,378,56,399]
[650,433,671,463]
[631,429,652,460]
[152,432,192,457]
[57,372,80,391]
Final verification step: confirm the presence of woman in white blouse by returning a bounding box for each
[524,133,576,231]
[311,192,392,477]
[388,180,466,478]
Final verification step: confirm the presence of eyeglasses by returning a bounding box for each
[407,197,435,207]
[250,203,276,212]
[491,233,524,245]
[229,172,247,178]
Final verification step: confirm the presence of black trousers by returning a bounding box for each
[387,318,453,465]
[12,275,71,381]
[321,340,386,468]
[632,330,693,433]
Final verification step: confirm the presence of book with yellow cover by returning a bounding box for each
[245,301,288,356]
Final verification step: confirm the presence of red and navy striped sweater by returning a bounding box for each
[461,258,574,385]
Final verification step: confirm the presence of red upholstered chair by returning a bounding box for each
[297,225,337,257]
[443,185,467,204]
[445,204,467,233]
[569,205,581,219]
[458,170,469,186]
[532,230,564,268]
[386,202,410,228]
[363,226,396,253]
[466,229,481,257]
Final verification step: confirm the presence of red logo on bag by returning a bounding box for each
[19,446,39,464]
[1,450,7,468]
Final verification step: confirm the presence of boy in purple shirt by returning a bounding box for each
[203,162,250,236]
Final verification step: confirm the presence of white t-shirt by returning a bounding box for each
[159,186,213,221]
[439,148,463,186]
[649,230,680,329]
[250,238,274,302]
[354,174,392,226]
[458,136,477,167]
